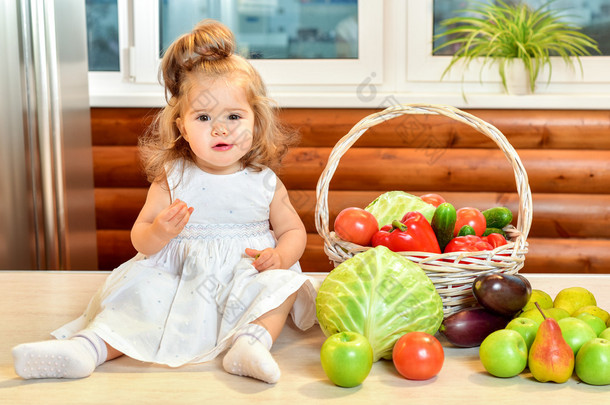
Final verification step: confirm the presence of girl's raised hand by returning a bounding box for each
[245,248,282,271]
[152,199,194,240]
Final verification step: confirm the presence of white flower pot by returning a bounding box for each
[504,60,533,95]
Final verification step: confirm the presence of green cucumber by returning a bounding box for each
[431,202,456,251]
[457,225,476,236]
[482,207,513,229]
[482,227,507,238]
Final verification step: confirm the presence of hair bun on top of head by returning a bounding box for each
[190,19,235,61]
[161,19,236,97]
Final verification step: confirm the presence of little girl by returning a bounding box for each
[12,19,317,384]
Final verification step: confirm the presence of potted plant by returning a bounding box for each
[433,0,600,94]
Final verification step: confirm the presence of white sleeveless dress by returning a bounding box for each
[52,160,319,367]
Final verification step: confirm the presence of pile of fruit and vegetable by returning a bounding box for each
[315,191,610,388]
[333,191,514,255]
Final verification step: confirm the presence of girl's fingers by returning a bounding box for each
[160,200,183,221]
[159,200,193,230]
[249,249,280,271]
[168,201,191,220]
[245,248,260,258]
[176,206,192,229]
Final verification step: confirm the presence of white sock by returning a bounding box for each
[222,323,280,384]
[12,330,107,379]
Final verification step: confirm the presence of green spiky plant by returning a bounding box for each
[433,0,600,93]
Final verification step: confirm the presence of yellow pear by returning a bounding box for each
[519,307,569,326]
[520,289,553,313]
[553,287,596,316]
[572,305,609,324]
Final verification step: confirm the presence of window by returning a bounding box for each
[85,0,119,71]
[160,0,359,59]
[86,0,610,108]
[130,0,380,86]
[405,1,610,104]
[433,0,610,56]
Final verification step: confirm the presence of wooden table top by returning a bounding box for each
[1,271,609,404]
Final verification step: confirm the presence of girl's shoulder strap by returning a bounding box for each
[164,158,189,190]
[250,165,276,182]
[250,166,277,202]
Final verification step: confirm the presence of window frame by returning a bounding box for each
[132,0,382,86]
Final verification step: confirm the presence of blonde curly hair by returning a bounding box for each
[139,19,295,183]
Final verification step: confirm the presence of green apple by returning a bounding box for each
[506,317,539,350]
[576,313,607,336]
[600,328,610,340]
[572,305,609,324]
[479,329,527,378]
[320,331,374,388]
[520,289,553,313]
[558,317,598,355]
[575,338,610,385]
[519,307,570,325]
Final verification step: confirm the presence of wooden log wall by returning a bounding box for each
[92,108,610,274]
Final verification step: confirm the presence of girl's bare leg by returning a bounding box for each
[105,343,123,361]
[252,292,297,342]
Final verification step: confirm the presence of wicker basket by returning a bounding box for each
[315,103,533,317]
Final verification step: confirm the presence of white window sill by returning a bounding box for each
[89,82,610,110]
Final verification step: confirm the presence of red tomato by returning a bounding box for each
[334,207,379,246]
[420,193,446,207]
[393,332,444,380]
[454,207,486,236]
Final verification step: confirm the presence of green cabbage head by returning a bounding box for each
[365,191,436,227]
[316,245,443,361]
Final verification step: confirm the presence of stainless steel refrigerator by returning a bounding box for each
[0,0,98,270]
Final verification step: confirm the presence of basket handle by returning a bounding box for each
[314,103,533,253]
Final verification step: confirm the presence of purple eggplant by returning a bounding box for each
[440,307,511,347]
[473,273,532,316]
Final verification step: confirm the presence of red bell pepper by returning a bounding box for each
[371,211,441,253]
[483,233,508,249]
[444,235,494,253]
